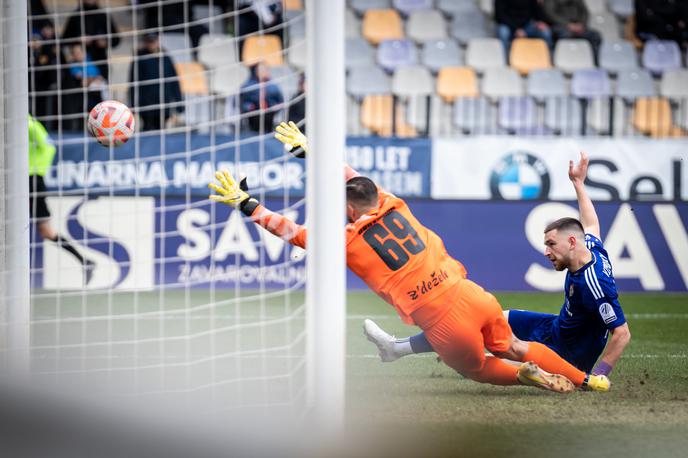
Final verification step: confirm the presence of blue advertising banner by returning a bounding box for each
[45,134,432,198]
[34,196,687,293]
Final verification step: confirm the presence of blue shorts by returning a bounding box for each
[507,310,557,348]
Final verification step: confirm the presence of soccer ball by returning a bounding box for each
[88,100,135,147]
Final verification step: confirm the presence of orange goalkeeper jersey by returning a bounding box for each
[250,190,467,324]
[344,190,467,324]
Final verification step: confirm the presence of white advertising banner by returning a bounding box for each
[432,137,688,201]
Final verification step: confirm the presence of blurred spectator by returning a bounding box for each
[129,33,184,131]
[62,0,119,80]
[543,0,602,55]
[287,74,306,131]
[139,0,209,51]
[61,44,105,131]
[29,22,61,129]
[240,62,284,132]
[634,0,688,46]
[236,0,284,54]
[494,0,553,52]
[28,0,52,33]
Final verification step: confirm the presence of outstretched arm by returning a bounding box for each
[569,151,600,238]
[593,323,631,376]
[208,170,307,248]
[274,121,361,182]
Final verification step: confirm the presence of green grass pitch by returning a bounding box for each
[30,289,688,457]
[345,291,688,458]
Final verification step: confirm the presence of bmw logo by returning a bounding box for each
[490,152,550,200]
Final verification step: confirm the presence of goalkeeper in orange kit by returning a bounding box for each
[208,122,610,393]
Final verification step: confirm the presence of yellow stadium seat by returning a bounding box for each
[633,97,685,137]
[242,35,284,66]
[175,62,209,96]
[362,9,404,45]
[360,94,417,138]
[437,67,478,103]
[510,38,551,75]
[283,0,303,10]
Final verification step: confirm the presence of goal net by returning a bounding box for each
[1,0,342,429]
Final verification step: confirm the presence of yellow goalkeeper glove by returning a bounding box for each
[274,121,307,158]
[208,170,260,216]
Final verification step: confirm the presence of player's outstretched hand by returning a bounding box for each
[208,170,250,208]
[568,151,589,184]
[274,121,307,158]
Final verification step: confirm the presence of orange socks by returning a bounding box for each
[466,356,519,385]
[524,342,586,386]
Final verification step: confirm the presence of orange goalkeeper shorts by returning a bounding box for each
[412,279,512,374]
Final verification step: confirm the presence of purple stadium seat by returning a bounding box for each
[393,0,432,16]
[377,39,418,72]
[498,96,540,133]
[642,40,681,75]
[571,69,611,98]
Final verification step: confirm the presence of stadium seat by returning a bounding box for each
[678,103,688,130]
[498,96,539,133]
[609,0,634,18]
[545,96,583,135]
[553,39,595,74]
[175,62,209,96]
[377,39,418,72]
[450,11,493,46]
[242,35,284,66]
[482,67,523,99]
[287,12,306,41]
[270,65,300,100]
[571,69,611,98]
[583,0,607,14]
[347,65,391,98]
[393,0,433,16]
[210,63,250,96]
[527,69,566,100]
[346,8,360,38]
[193,4,223,35]
[362,9,404,45]
[109,55,131,104]
[437,67,478,102]
[509,38,551,75]
[616,69,656,100]
[453,96,495,134]
[642,40,682,76]
[437,0,482,17]
[392,65,434,96]
[422,39,463,73]
[288,40,306,69]
[284,0,303,9]
[198,35,239,69]
[599,40,638,74]
[360,94,417,137]
[633,97,682,137]
[351,0,392,15]
[590,12,622,43]
[161,33,193,64]
[347,37,376,69]
[466,38,506,73]
[661,69,688,100]
[479,0,494,15]
[407,10,447,43]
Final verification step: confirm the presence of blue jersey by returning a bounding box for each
[551,234,626,372]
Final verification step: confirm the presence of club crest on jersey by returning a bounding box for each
[599,302,617,324]
[569,284,574,297]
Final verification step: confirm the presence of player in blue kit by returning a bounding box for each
[365,152,631,378]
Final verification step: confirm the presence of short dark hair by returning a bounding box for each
[346,176,378,207]
[544,217,584,235]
